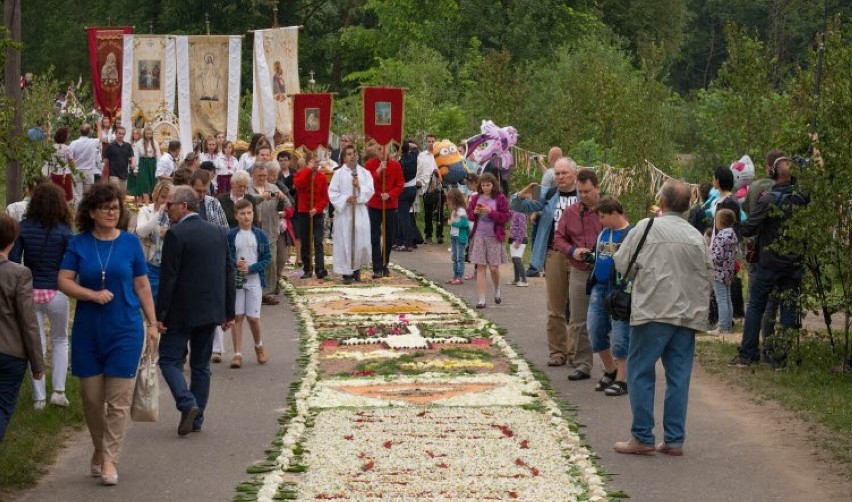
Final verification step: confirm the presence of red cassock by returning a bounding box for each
[364,157,404,210]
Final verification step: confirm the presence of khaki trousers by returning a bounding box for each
[80,375,136,463]
[545,250,571,359]
[108,176,127,194]
[265,239,278,295]
[276,233,290,278]
[567,267,594,373]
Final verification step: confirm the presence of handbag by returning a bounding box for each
[604,218,654,322]
[131,353,160,422]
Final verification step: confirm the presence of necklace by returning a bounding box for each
[93,233,117,290]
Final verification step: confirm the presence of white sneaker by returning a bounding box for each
[34,400,46,410]
[50,391,70,407]
[516,281,529,287]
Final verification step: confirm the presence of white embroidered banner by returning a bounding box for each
[252,27,300,143]
[176,35,242,157]
[120,35,176,133]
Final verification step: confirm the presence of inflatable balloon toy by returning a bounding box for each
[464,120,518,176]
[730,154,755,205]
[432,139,470,185]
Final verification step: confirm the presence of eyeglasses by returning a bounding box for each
[97,205,121,214]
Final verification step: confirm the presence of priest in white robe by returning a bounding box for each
[329,145,375,281]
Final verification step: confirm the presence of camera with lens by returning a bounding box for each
[581,251,595,264]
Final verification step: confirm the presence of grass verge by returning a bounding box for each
[0,375,85,496]
[696,336,852,468]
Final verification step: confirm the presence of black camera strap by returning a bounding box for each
[623,218,654,281]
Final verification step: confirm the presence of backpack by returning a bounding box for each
[423,170,443,203]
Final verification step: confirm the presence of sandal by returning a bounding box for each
[595,370,617,392]
[604,381,628,396]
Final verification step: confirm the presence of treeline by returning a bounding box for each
[12,0,852,176]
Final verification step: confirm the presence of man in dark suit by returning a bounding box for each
[157,185,235,436]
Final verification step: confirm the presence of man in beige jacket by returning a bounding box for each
[612,180,712,457]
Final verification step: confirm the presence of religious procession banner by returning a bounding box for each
[176,35,242,156]
[252,27,301,143]
[293,93,333,152]
[362,87,405,147]
[120,35,177,132]
[87,26,134,119]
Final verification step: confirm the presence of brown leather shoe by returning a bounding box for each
[255,345,268,364]
[656,443,684,456]
[230,354,242,369]
[614,437,656,456]
[262,295,280,305]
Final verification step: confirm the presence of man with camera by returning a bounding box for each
[248,161,286,305]
[553,168,602,381]
[527,146,564,277]
[729,157,808,368]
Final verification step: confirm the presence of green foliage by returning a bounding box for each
[345,43,462,140]
[597,0,688,66]
[690,24,790,173]
[0,68,64,194]
[0,377,85,490]
[460,48,527,131]
[779,18,852,359]
[521,37,678,170]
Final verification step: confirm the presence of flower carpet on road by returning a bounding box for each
[236,265,609,501]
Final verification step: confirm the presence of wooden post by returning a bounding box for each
[381,144,387,271]
[308,163,315,273]
[4,0,23,204]
[351,166,359,271]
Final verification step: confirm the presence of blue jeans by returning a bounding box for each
[738,266,801,362]
[713,280,733,331]
[587,283,630,358]
[0,352,27,441]
[451,236,466,279]
[627,322,695,448]
[159,324,216,428]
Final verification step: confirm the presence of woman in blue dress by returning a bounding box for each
[58,183,159,486]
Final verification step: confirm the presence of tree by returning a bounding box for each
[4,0,23,204]
[780,18,852,361]
[689,23,788,174]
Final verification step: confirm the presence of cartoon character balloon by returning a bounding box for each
[730,154,755,204]
[464,120,518,173]
[432,139,471,184]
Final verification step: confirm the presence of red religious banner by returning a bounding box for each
[362,87,404,147]
[87,26,133,119]
[293,93,333,152]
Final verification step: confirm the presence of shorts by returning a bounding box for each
[587,283,630,358]
[235,282,262,318]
